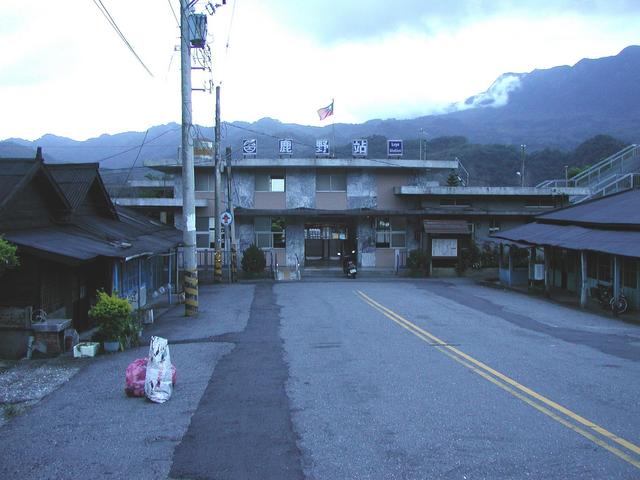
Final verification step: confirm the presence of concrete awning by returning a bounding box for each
[423,220,472,234]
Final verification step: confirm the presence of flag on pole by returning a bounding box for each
[317,100,334,121]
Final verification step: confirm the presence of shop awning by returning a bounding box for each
[423,220,472,234]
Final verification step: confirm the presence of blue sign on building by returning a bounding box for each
[387,139,403,157]
[242,139,257,156]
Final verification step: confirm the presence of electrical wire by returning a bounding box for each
[167,0,180,28]
[95,127,180,163]
[119,128,150,196]
[92,0,154,77]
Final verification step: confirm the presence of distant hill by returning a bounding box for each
[2,46,638,185]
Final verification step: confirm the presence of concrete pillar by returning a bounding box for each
[529,247,535,287]
[613,255,621,299]
[508,246,514,287]
[580,251,588,308]
[544,246,551,297]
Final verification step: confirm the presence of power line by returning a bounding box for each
[167,0,180,28]
[119,128,150,195]
[95,127,180,163]
[92,0,154,77]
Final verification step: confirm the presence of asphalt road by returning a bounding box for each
[0,279,639,479]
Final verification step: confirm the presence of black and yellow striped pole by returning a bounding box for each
[231,246,238,282]
[214,249,223,282]
[184,268,198,315]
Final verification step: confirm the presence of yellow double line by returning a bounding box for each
[355,289,640,470]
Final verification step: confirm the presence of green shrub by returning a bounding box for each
[88,291,132,343]
[0,237,19,277]
[406,249,428,275]
[241,244,266,274]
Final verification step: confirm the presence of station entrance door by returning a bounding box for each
[304,222,355,267]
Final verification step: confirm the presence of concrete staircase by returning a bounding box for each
[275,266,301,281]
[537,144,640,203]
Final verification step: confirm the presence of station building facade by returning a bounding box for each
[114,147,586,273]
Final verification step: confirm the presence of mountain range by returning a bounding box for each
[2,46,639,183]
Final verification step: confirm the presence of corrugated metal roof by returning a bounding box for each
[492,222,640,257]
[538,188,640,226]
[423,220,472,234]
[0,159,39,208]
[47,163,99,211]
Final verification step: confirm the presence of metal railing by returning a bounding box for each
[394,249,408,274]
[294,253,301,280]
[455,157,470,186]
[575,173,640,203]
[536,144,640,203]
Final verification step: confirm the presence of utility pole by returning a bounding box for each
[180,0,198,316]
[213,85,223,282]
[520,144,526,187]
[226,146,238,282]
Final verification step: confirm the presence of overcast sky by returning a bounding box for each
[1,0,638,141]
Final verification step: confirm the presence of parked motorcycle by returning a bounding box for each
[338,250,358,279]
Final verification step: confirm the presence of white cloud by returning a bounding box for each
[0,1,639,140]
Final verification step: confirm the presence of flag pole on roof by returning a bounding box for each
[317,99,335,157]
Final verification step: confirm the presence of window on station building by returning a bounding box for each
[196,216,214,248]
[375,217,406,248]
[195,172,214,192]
[255,216,286,248]
[316,171,347,191]
[439,198,470,207]
[525,198,556,208]
[255,173,286,192]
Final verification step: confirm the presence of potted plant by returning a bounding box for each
[88,291,132,353]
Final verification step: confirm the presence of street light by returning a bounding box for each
[564,165,569,186]
[520,144,526,187]
[419,128,427,160]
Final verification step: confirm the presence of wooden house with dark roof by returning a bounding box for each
[492,188,640,312]
[0,151,181,358]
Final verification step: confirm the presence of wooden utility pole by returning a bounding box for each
[213,86,223,282]
[180,0,198,315]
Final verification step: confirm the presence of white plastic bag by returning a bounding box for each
[144,336,173,403]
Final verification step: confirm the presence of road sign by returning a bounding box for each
[220,211,234,226]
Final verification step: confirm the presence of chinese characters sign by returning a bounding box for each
[315,139,330,157]
[352,139,368,157]
[279,138,293,155]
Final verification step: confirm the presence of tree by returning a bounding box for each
[446,170,461,186]
[0,237,19,277]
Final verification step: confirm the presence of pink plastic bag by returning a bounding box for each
[125,357,177,397]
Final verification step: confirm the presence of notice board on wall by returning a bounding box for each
[432,238,458,257]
